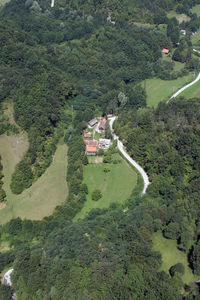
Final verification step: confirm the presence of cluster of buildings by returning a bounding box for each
[83,117,111,155]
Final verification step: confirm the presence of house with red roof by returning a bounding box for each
[162,48,170,55]
[99,118,107,132]
[86,145,97,155]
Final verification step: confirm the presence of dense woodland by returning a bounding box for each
[1,0,200,299]
[115,99,200,271]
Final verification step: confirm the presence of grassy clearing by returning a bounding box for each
[0,134,68,224]
[181,79,200,99]
[191,28,200,45]
[152,232,197,284]
[167,11,190,23]
[192,4,200,17]
[145,73,195,107]
[163,56,185,72]
[0,0,10,5]
[74,153,137,220]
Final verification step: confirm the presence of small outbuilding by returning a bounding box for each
[162,48,170,55]
[84,132,92,138]
[88,118,98,127]
[99,118,107,132]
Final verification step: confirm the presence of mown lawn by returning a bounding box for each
[152,232,198,284]
[0,134,68,224]
[145,73,195,107]
[167,10,190,23]
[74,154,137,220]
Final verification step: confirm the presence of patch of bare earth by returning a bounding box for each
[90,157,103,164]
[0,203,6,210]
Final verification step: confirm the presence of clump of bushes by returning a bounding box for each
[92,189,102,201]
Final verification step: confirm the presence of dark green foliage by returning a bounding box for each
[0,251,15,273]
[10,160,33,194]
[0,284,12,300]
[189,241,200,275]
[6,218,22,236]
[91,189,102,201]
[169,263,185,277]
[115,98,200,252]
[0,156,6,202]
[167,17,179,46]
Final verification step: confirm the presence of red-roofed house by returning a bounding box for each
[84,140,99,147]
[99,118,107,132]
[86,145,97,155]
[162,48,170,55]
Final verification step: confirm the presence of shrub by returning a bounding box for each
[92,189,102,201]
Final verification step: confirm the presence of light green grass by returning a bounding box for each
[191,28,200,45]
[0,133,68,224]
[145,73,195,107]
[152,232,198,284]
[181,79,200,99]
[167,11,190,23]
[192,4,200,17]
[74,154,137,220]
[0,0,10,5]
[163,56,185,72]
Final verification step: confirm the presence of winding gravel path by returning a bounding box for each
[109,117,150,195]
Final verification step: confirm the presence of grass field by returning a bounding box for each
[181,79,200,99]
[191,28,200,45]
[162,55,185,72]
[0,134,68,224]
[145,73,195,107]
[74,154,138,220]
[152,232,197,284]
[167,11,190,23]
[192,4,200,17]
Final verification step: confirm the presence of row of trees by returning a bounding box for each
[0,156,6,203]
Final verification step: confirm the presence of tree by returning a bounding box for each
[92,189,102,201]
[169,263,185,277]
[0,284,12,300]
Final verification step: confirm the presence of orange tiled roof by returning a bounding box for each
[84,140,98,146]
[162,48,169,54]
[86,146,97,152]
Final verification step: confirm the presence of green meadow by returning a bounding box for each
[145,73,195,107]
[0,133,68,224]
[167,11,190,23]
[74,153,138,220]
[153,232,197,284]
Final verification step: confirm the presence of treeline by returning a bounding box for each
[0,156,6,203]
[115,98,200,274]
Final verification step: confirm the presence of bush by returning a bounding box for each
[103,166,110,173]
[169,263,185,277]
[97,149,104,156]
[92,189,102,201]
